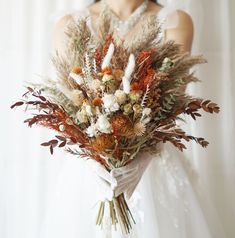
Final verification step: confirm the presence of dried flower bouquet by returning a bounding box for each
[11,13,219,234]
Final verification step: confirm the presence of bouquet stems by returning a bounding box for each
[96,193,136,234]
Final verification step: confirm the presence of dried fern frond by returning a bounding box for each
[141,84,150,107]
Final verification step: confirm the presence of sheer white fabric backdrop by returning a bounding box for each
[0,0,234,237]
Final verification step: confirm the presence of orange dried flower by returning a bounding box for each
[102,67,113,75]
[72,66,82,74]
[139,69,156,89]
[91,134,115,152]
[131,82,141,91]
[93,97,103,106]
[111,114,133,137]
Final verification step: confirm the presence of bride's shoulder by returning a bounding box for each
[53,8,90,53]
[54,1,101,29]
[168,9,193,27]
[53,8,90,36]
[54,7,91,28]
[158,6,193,30]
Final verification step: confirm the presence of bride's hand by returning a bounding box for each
[87,144,162,201]
[111,150,158,200]
[86,159,117,201]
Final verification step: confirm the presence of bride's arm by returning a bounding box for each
[52,15,74,56]
[164,10,194,54]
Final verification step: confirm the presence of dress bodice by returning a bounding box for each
[71,6,179,42]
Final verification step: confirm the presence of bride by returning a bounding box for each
[40,1,225,237]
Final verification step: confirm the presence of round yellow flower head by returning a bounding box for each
[129,91,141,102]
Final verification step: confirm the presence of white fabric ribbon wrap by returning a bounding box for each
[87,143,163,201]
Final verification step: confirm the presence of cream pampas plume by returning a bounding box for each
[101,43,115,69]
[122,54,135,94]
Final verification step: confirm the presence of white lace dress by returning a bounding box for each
[39,7,226,238]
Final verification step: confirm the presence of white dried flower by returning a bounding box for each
[88,79,101,91]
[76,109,88,123]
[102,74,114,82]
[59,124,65,132]
[142,117,151,124]
[114,90,127,104]
[96,114,112,134]
[95,106,101,115]
[102,94,120,112]
[84,104,93,116]
[86,123,98,137]
[142,108,151,116]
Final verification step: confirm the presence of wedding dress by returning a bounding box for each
[39,4,226,238]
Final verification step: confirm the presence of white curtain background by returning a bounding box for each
[0,0,234,237]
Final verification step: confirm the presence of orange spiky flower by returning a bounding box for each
[111,114,133,137]
[91,134,115,152]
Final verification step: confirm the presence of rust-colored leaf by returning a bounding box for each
[41,142,50,146]
[39,96,46,101]
[70,137,77,143]
[50,145,54,155]
[56,135,66,141]
[10,101,24,109]
[27,87,34,92]
[59,141,66,147]
[49,139,58,146]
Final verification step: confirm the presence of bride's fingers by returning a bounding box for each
[115,173,139,186]
[124,185,138,200]
[110,166,138,178]
[95,166,117,188]
[95,177,114,201]
[86,159,117,188]
[114,176,140,197]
